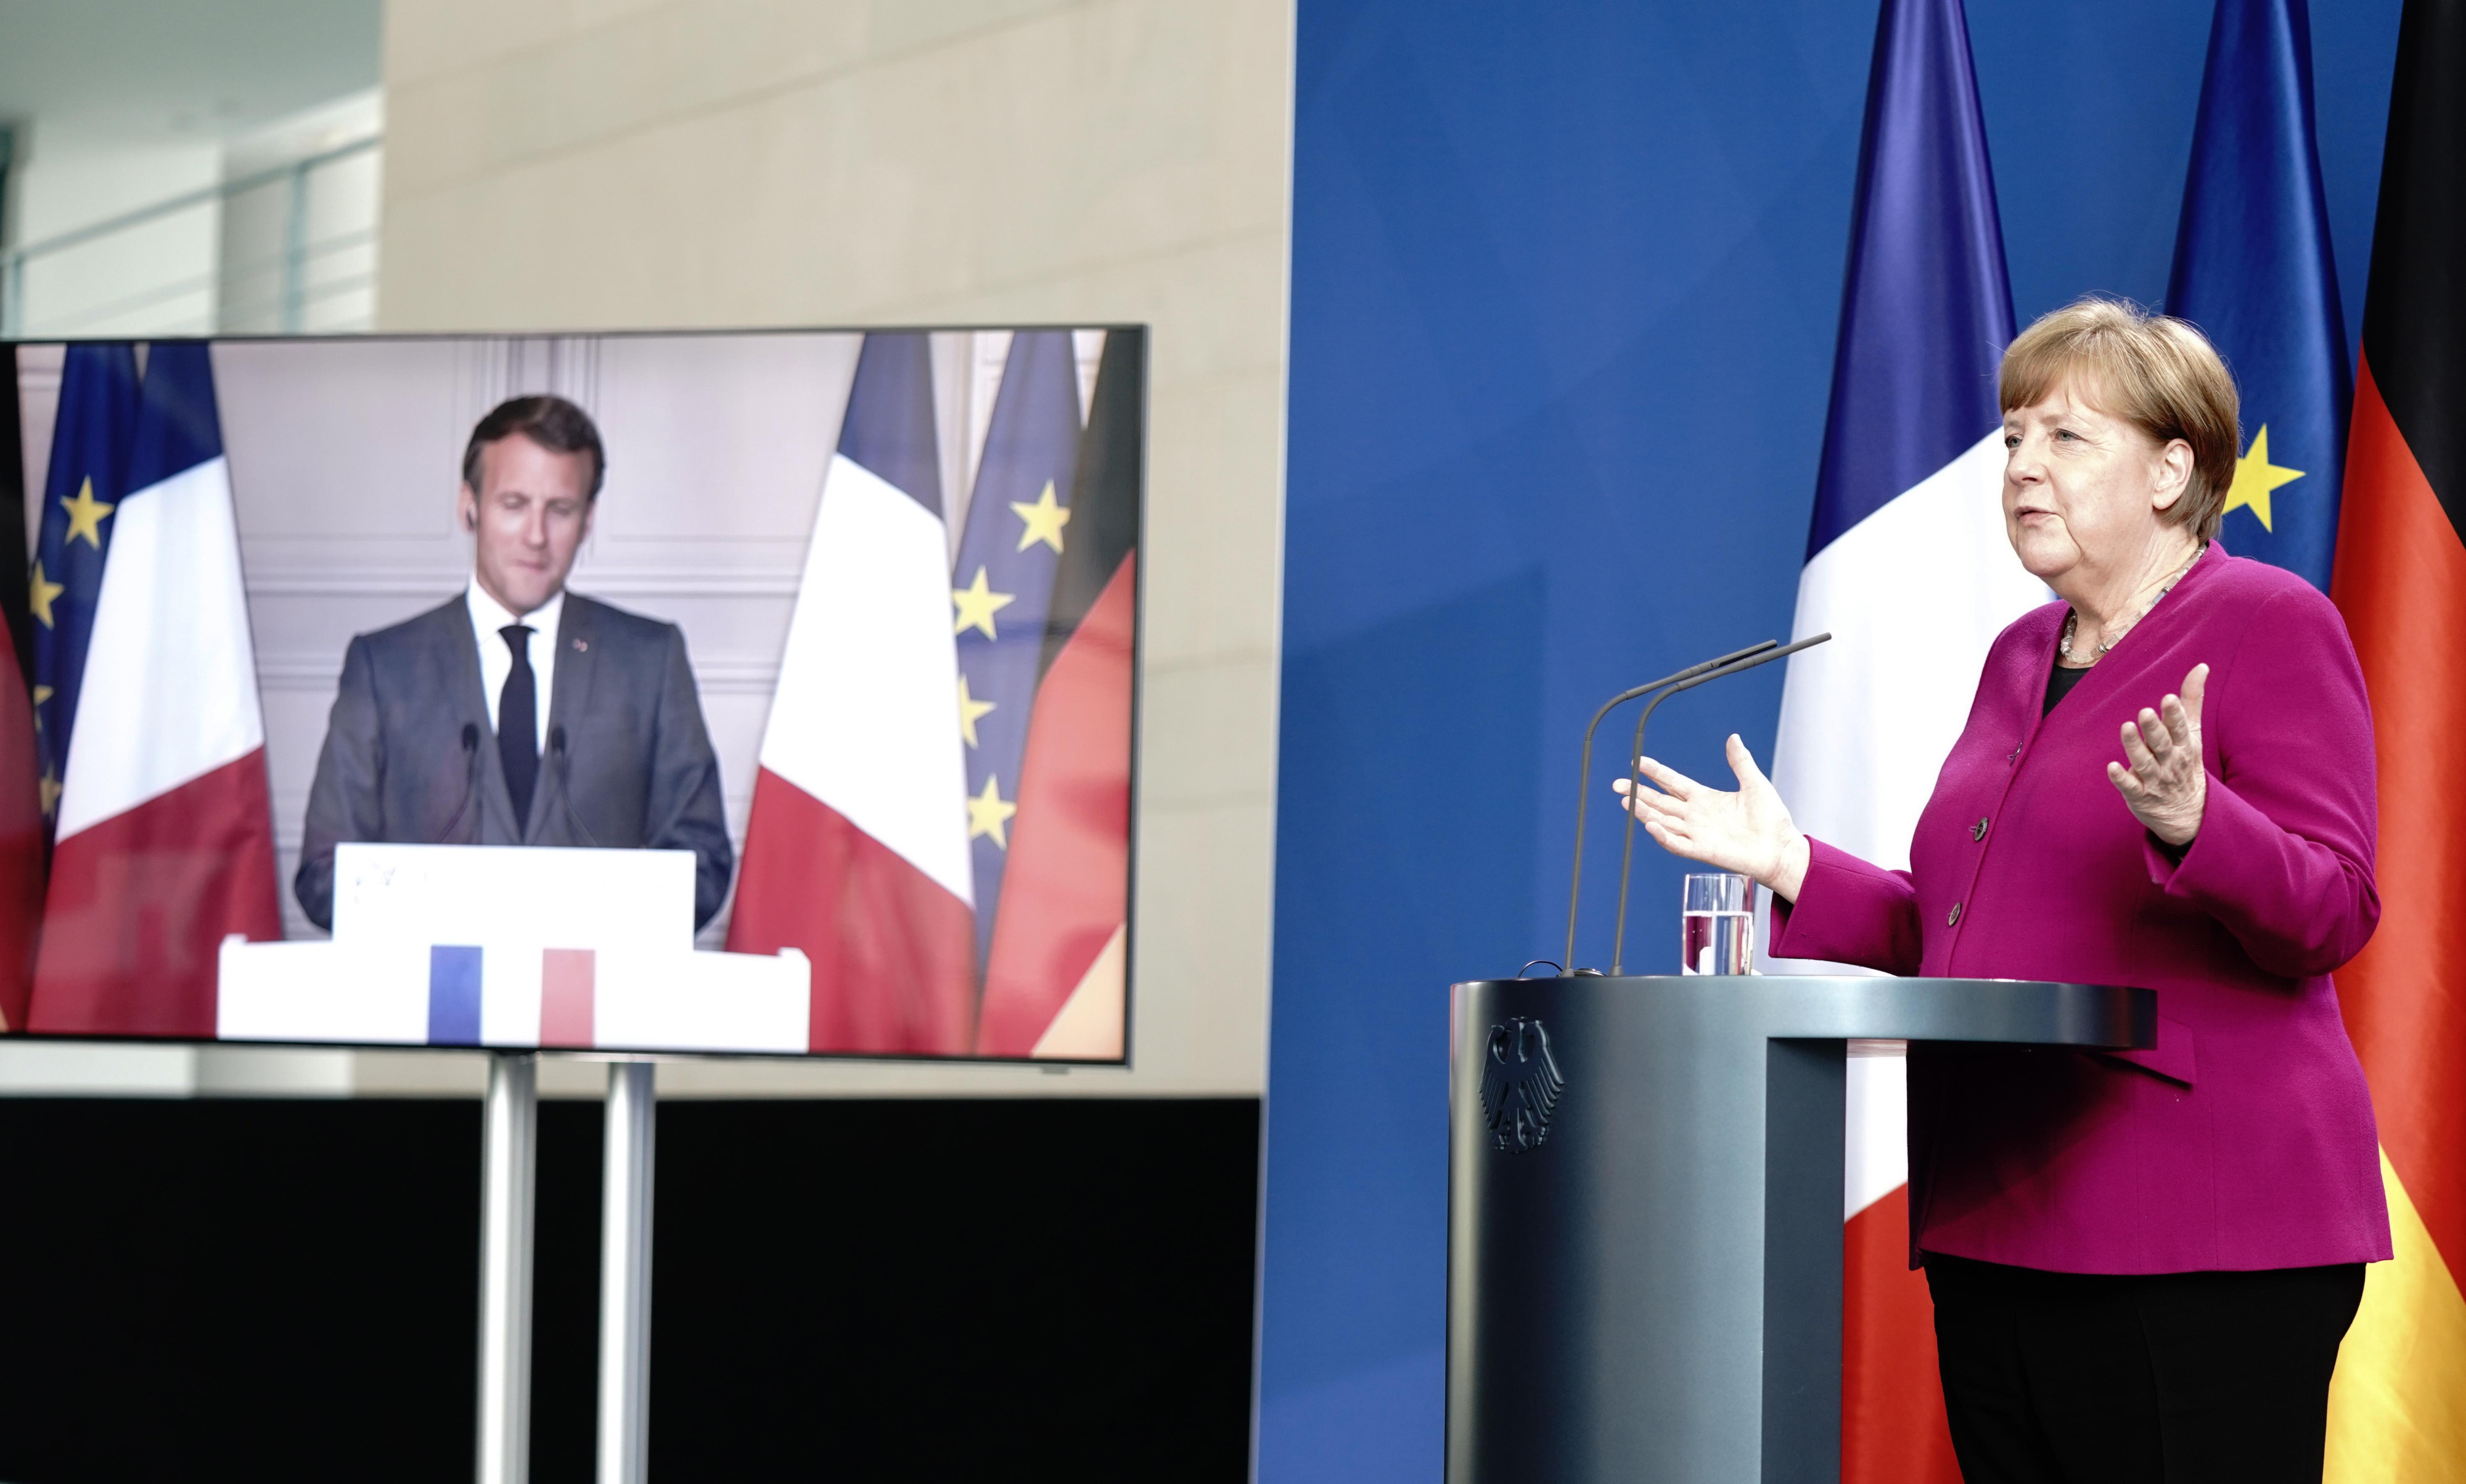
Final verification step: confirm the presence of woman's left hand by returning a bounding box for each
[2109,662,2210,847]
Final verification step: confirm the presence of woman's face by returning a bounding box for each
[2001,380,2190,589]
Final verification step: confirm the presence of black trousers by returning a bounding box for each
[1925,1253,2364,1483]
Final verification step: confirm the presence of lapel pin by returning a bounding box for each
[573,639,588,652]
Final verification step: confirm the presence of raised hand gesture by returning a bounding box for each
[2110,663,2209,847]
[1614,733,1811,901]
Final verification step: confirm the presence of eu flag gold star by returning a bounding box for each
[952,566,1015,639]
[38,770,60,818]
[967,773,1018,849]
[2221,425,2303,533]
[28,562,63,629]
[60,477,115,549]
[1010,480,1071,554]
[31,685,51,731]
[957,673,996,747]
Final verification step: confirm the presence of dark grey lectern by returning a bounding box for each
[1446,975,2154,1484]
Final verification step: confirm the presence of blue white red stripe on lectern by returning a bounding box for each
[428,945,483,1046]
[541,948,596,1047]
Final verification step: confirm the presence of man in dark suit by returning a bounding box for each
[295,395,733,930]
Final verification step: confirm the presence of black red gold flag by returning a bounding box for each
[2324,0,2466,1467]
[0,349,44,1025]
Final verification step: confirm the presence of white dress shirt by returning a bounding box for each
[467,579,562,755]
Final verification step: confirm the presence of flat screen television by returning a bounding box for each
[0,327,1142,1062]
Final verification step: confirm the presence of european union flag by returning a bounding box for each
[30,343,141,826]
[951,332,1081,975]
[2166,0,2349,591]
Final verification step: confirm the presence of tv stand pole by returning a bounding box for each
[477,1051,538,1484]
[598,1059,657,1484]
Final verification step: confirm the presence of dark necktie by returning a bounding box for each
[499,624,538,831]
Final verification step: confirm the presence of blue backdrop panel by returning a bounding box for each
[1261,2,2401,1480]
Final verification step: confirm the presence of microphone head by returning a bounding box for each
[550,724,567,756]
[461,723,479,752]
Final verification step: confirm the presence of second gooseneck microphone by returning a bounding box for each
[548,726,601,847]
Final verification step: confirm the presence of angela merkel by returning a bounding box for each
[1620,297,2387,1483]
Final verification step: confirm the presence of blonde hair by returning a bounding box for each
[1999,297,2240,542]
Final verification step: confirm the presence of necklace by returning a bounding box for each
[2060,545,2205,663]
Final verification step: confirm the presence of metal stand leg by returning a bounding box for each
[598,1060,655,1484]
[478,1051,538,1484]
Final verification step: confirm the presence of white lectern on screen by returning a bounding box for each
[218,844,809,1054]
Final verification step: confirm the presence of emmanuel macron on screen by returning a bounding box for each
[293,395,733,930]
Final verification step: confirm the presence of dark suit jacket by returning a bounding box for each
[295,592,734,930]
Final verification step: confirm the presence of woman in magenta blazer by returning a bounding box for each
[1621,298,2388,1483]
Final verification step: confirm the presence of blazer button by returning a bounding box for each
[1946,903,1963,927]
[1972,817,1988,842]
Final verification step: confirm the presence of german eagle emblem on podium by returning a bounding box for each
[1480,1017,1565,1152]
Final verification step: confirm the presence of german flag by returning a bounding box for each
[973,330,1141,1057]
[2323,0,2466,1470]
[0,348,44,1028]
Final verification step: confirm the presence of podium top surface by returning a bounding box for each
[1452,975,2153,1049]
[334,842,697,953]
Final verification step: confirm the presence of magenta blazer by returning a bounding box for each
[1772,543,2391,1274]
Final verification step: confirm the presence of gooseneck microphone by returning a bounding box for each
[1605,632,1829,974]
[548,726,602,847]
[1560,633,1833,974]
[435,723,483,843]
[1562,641,1777,969]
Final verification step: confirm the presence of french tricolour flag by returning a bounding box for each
[27,342,283,1037]
[1764,1,2044,1477]
[727,333,979,1054]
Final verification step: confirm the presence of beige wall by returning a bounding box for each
[363,0,1292,1097]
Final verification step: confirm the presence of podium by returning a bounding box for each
[219,843,809,1054]
[1446,974,2153,1484]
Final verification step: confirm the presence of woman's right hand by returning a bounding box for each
[1613,733,1812,901]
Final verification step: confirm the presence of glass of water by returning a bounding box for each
[1681,872,1756,975]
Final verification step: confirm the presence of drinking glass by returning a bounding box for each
[1681,872,1755,975]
